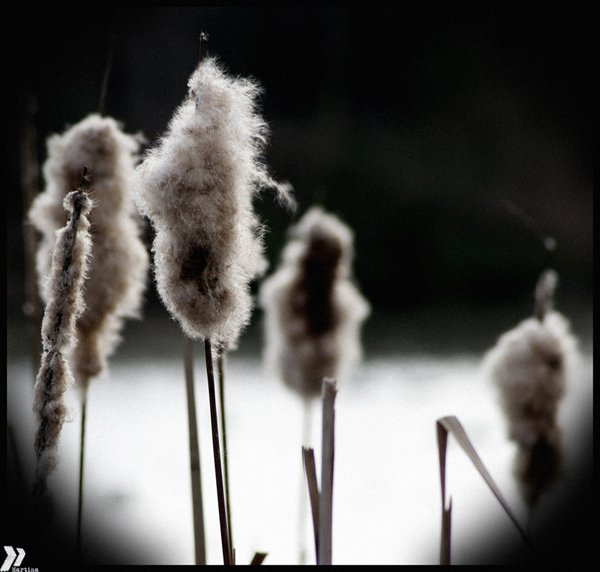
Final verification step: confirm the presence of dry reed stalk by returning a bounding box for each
[318,378,337,565]
[302,446,320,562]
[183,333,206,565]
[204,339,231,565]
[483,269,578,510]
[21,94,43,382]
[300,379,337,565]
[217,350,234,561]
[32,169,93,513]
[436,416,529,564]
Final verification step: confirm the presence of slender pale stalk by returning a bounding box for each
[298,398,312,564]
[21,94,42,383]
[318,378,337,565]
[217,351,234,562]
[302,446,320,562]
[76,390,88,559]
[183,333,206,565]
[204,339,231,565]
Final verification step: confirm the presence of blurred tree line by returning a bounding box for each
[8,5,593,327]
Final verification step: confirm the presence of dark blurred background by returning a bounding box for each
[7,5,593,356]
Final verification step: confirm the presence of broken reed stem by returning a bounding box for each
[249,552,268,565]
[204,338,231,565]
[298,399,313,564]
[217,351,234,563]
[76,390,88,560]
[183,333,206,565]
[318,379,337,566]
[302,446,320,563]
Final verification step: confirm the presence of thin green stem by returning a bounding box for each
[183,334,206,565]
[204,339,231,565]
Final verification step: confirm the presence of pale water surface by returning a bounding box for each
[7,347,592,565]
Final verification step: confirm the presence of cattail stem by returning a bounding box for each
[204,339,231,565]
[217,351,234,562]
[76,389,88,560]
[98,18,119,118]
[302,446,320,563]
[183,333,206,565]
[21,94,42,383]
[298,398,312,564]
[318,378,337,565]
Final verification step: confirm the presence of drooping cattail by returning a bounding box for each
[259,205,370,399]
[483,269,578,509]
[32,172,93,505]
[28,113,149,391]
[134,56,293,350]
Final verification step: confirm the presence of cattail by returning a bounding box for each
[29,113,149,390]
[134,52,293,564]
[32,174,93,504]
[259,206,370,399]
[483,270,578,509]
[134,56,293,349]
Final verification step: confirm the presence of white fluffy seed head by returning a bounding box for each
[484,311,577,447]
[483,307,579,508]
[134,57,293,348]
[29,114,149,388]
[260,206,370,399]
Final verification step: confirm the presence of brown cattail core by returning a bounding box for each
[294,234,343,336]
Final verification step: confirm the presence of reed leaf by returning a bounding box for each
[436,414,529,560]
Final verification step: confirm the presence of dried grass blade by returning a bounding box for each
[436,416,528,543]
[302,446,320,562]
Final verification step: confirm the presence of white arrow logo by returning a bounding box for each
[2,546,25,571]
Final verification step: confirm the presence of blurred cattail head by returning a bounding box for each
[33,181,93,502]
[483,270,578,509]
[134,56,293,349]
[29,113,149,390]
[260,206,370,399]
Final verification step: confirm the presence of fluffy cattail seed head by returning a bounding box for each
[29,114,149,390]
[260,206,370,399]
[134,57,293,349]
[483,273,578,509]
